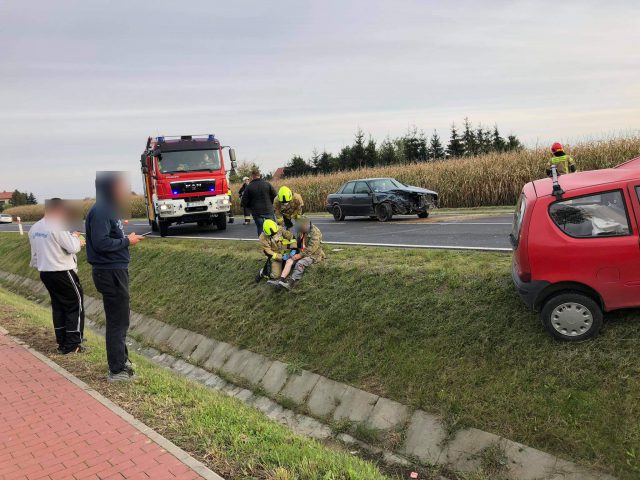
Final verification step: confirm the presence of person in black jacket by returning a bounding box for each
[238,176,251,225]
[241,167,277,236]
[86,172,144,383]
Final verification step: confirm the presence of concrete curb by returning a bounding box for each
[0,270,616,480]
[0,327,224,480]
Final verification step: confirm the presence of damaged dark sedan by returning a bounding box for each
[326,178,438,222]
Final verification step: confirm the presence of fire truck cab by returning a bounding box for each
[140,134,237,237]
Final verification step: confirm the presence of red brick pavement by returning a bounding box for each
[0,333,209,480]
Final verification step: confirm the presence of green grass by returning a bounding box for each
[0,287,392,480]
[2,233,639,478]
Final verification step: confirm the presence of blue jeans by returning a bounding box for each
[253,213,276,236]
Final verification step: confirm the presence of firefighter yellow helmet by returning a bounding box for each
[278,186,293,203]
[263,219,279,236]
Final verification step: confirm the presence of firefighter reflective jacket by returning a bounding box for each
[258,230,297,261]
[274,193,304,225]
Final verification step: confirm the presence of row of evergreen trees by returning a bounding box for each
[284,118,523,177]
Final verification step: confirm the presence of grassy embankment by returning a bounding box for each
[230,135,640,211]
[0,288,397,480]
[1,234,639,478]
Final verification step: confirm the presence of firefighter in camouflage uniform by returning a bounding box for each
[273,186,304,229]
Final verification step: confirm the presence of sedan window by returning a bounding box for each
[341,182,355,194]
[354,182,371,194]
[549,189,630,238]
[369,179,403,192]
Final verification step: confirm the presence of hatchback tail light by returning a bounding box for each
[518,270,532,283]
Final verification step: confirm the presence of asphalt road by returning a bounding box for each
[0,214,514,251]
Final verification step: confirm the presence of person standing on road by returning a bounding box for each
[86,172,144,383]
[546,142,577,177]
[238,176,251,225]
[273,186,304,229]
[29,198,86,354]
[240,167,277,236]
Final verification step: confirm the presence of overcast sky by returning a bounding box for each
[1,0,639,199]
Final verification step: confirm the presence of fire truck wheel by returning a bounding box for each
[150,220,159,232]
[159,221,170,237]
[216,213,227,231]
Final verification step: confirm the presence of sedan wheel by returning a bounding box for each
[540,292,603,341]
[376,203,393,222]
[333,205,345,221]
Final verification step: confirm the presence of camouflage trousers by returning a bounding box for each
[291,257,315,281]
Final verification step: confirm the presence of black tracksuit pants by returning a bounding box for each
[92,268,130,374]
[40,270,85,353]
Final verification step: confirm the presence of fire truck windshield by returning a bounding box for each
[158,149,221,174]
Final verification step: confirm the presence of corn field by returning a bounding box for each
[6,136,639,222]
[231,135,640,212]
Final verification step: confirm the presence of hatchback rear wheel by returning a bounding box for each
[332,204,345,221]
[540,292,603,341]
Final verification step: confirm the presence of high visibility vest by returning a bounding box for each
[547,154,576,174]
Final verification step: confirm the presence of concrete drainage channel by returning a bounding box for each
[0,270,615,480]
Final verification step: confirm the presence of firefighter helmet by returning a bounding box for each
[551,142,564,153]
[278,186,293,203]
[263,219,279,236]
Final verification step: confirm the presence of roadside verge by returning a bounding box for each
[0,270,616,480]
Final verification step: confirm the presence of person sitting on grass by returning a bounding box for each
[268,216,325,291]
[256,219,297,282]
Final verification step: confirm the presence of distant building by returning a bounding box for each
[272,167,285,180]
[0,191,12,207]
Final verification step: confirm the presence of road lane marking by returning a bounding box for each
[142,234,511,252]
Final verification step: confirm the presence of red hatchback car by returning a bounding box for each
[512,157,640,341]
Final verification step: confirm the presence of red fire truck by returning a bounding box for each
[140,134,237,237]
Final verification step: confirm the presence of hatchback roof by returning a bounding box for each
[531,156,640,197]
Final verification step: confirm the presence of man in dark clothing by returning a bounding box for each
[86,172,144,383]
[241,167,277,236]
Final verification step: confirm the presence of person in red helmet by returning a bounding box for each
[546,142,577,177]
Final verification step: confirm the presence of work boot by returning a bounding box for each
[278,279,292,290]
[107,370,135,383]
[243,219,250,225]
[228,217,234,224]
[266,279,280,287]
[255,268,264,283]
[62,345,86,355]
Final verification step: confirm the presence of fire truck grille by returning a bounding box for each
[170,180,216,195]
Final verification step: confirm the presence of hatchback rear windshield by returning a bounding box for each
[510,194,526,247]
[548,189,630,238]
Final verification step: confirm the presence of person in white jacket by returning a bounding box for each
[29,198,86,354]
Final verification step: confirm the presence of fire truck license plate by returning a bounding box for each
[186,201,205,208]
